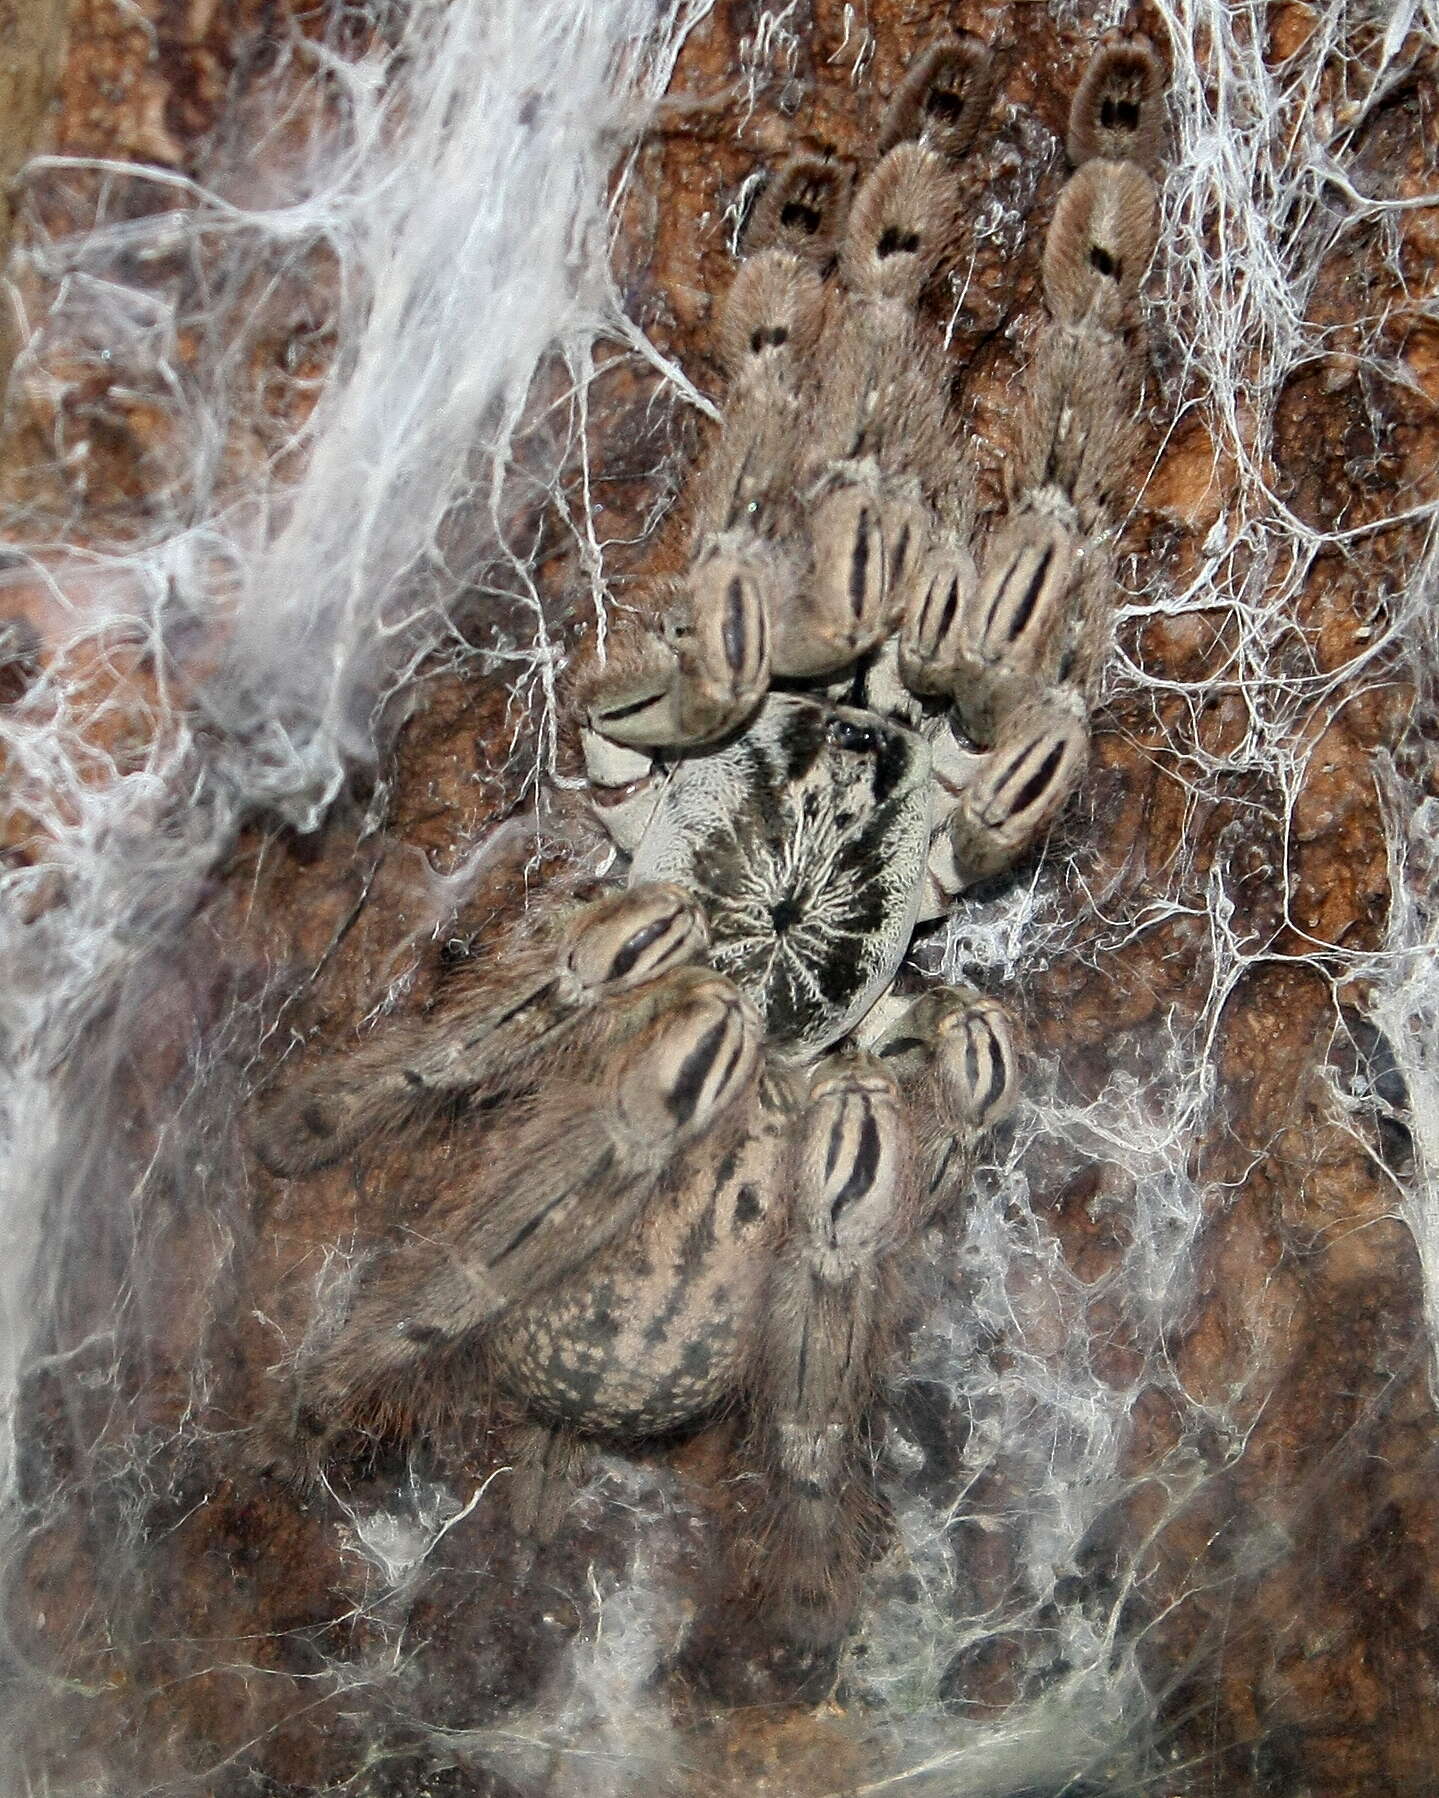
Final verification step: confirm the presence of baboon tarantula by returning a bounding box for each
[253,31,1166,1658]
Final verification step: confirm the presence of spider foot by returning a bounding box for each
[743,154,854,262]
[879,32,994,161]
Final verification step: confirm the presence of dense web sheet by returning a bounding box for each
[2,1,1438,1793]
[0,0,704,1451]
[0,0,711,1782]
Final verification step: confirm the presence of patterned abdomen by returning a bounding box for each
[489,1097,789,1435]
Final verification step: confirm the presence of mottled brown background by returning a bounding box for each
[2,1,1437,1794]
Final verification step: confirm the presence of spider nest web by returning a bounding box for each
[0,1,1437,1794]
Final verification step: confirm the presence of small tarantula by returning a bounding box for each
[252,33,1166,1660]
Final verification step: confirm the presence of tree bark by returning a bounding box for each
[3,3,1438,1794]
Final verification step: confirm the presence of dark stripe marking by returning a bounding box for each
[600,692,664,724]
[1011,740,1069,816]
[722,576,748,674]
[610,912,676,982]
[830,1108,882,1220]
[488,1155,608,1266]
[891,522,912,588]
[849,512,873,619]
[987,543,1052,642]
[666,1013,733,1126]
[981,1040,1008,1115]
[933,575,961,651]
[929,1135,960,1194]
[464,975,558,1048]
[963,1032,981,1100]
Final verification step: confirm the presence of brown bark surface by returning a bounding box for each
[3,3,1438,1795]
[0,0,69,383]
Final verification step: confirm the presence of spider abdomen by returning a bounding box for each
[491,1093,793,1435]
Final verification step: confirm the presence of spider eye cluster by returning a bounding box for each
[826,716,879,755]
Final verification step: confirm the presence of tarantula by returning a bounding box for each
[251,32,1166,1663]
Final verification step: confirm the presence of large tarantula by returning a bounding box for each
[252,32,1166,1660]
